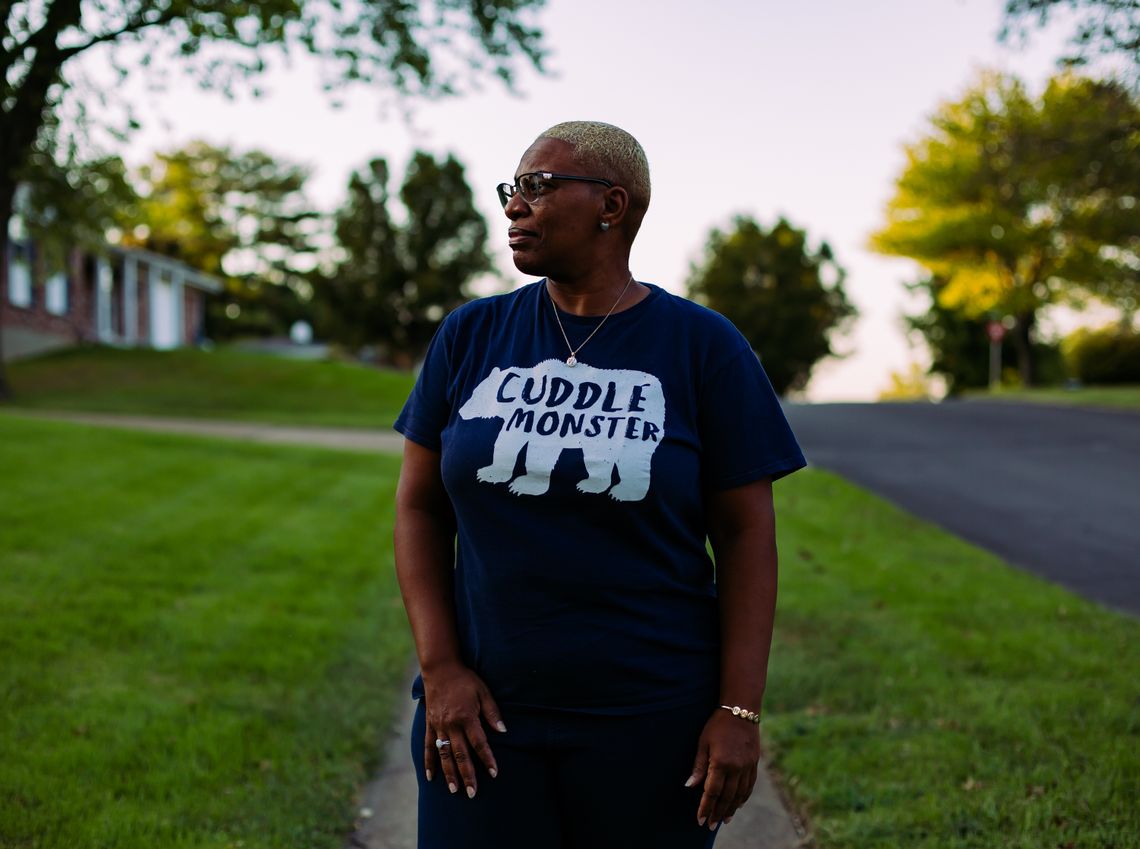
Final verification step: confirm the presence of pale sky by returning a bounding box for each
[103,0,1089,400]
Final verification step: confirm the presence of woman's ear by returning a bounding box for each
[600,186,630,230]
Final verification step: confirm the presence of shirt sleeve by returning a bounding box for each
[698,345,807,489]
[393,318,455,451]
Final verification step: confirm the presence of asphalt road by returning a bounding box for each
[783,400,1140,616]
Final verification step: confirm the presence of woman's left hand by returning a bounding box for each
[685,709,761,830]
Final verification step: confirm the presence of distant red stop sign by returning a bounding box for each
[986,321,1006,343]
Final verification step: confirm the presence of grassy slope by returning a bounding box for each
[4,346,416,428]
[767,470,1138,848]
[0,416,411,849]
[962,385,1140,410]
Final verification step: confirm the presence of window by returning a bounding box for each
[7,241,33,308]
[45,270,69,315]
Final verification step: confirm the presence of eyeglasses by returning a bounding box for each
[497,172,614,208]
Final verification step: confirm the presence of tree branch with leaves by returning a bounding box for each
[999,0,1139,80]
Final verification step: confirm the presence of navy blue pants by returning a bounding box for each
[412,697,721,849]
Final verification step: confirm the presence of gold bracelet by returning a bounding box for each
[719,704,761,724]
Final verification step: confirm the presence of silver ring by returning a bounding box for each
[435,738,451,750]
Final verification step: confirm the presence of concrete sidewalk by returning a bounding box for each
[347,673,809,849]
[4,408,809,847]
[0,408,405,453]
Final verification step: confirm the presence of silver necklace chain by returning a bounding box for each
[547,275,636,367]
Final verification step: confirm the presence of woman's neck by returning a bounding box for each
[546,271,647,317]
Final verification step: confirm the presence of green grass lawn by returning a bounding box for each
[1,416,411,848]
[962,384,1140,410]
[2,414,1136,848]
[3,346,416,428]
[766,471,1139,848]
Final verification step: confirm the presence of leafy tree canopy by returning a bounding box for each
[870,71,1140,384]
[119,140,320,282]
[114,140,323,339]
[315,150,490,365]
[686,216,856,396]
[2,0,546,211]
[3,0,547,151]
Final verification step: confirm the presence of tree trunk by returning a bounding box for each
[1011,310,1037,388]
[1,1,85,400]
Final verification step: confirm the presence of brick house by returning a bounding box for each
[2,211,224,362]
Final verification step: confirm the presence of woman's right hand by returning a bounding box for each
[421,662,507,798]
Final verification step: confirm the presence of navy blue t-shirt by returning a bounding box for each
[395,281,806,714]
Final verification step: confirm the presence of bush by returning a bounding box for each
[1063,325,1140,384]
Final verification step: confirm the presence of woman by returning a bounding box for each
[393,121,805,848]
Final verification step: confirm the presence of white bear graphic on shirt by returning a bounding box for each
[458,359,665,501]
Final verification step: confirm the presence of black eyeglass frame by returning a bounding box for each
[497,172,614,208]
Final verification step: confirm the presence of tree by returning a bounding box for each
[999,0,1140,79]
[1,0,547,398]
[902,276,1065,394]
[1062,322,1140,382]
[685,216,856,396]
[314,151,490,366]
[870,72,1140,386]
[119,140,322,338]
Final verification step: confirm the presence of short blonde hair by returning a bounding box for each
[538,121,651,214]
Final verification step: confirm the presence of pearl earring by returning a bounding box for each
[600,221,610,232]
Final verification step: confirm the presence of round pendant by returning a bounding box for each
[566,355,577,367]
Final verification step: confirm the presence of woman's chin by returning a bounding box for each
[510,253,545,277]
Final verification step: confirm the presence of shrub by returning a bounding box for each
[1063,325,1140,384]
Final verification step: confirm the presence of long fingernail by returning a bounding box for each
[698,816,706,826]
[709,820,719,831]
[489,767,498,778]
[496,721,507,732]
[684,776,696,787]
[466,786,476,799]
[448,782,457,794]
[425,769,433,781]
